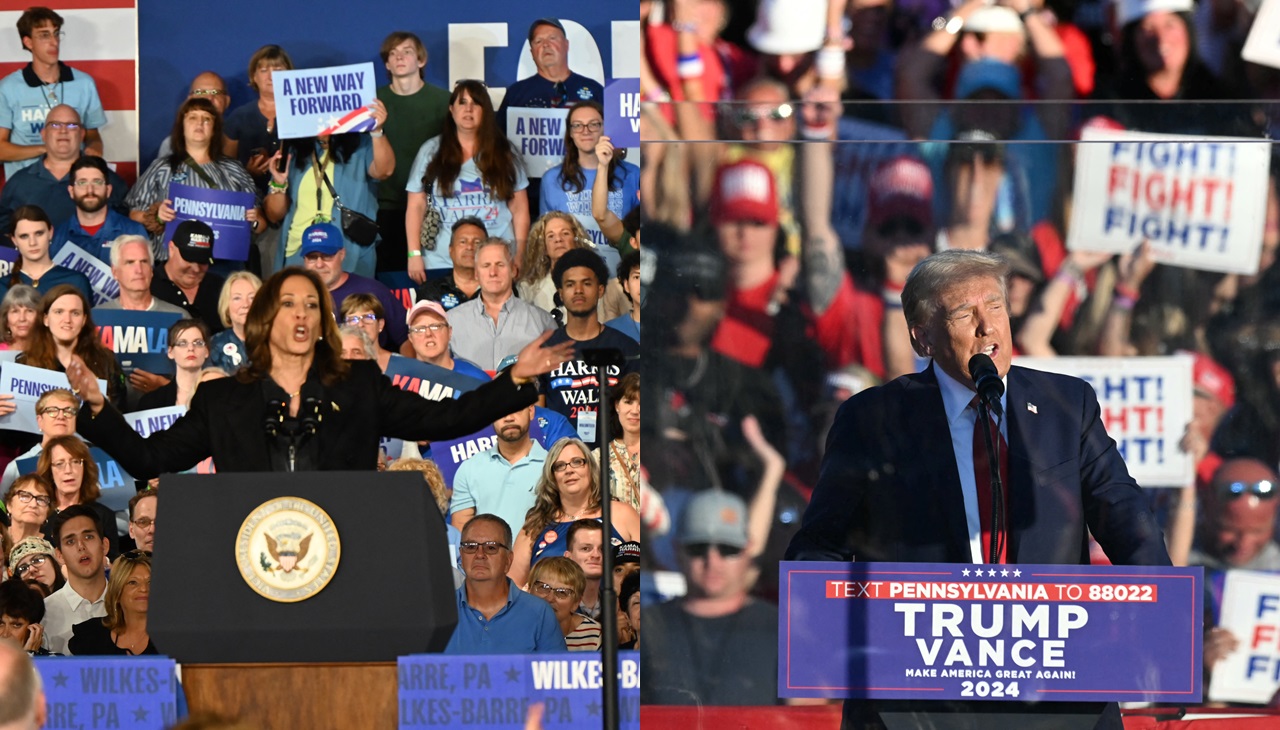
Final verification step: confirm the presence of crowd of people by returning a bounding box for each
[639,0,1280,711]
[0,6,643,662]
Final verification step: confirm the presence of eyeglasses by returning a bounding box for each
[12,490,51,507]
[39,406,76,418]
[459,541,507,555]
[409,324,448,335]
[130,517,156,529]
[190,88,224,97]
[46,121,82,131]
[531,581,576,601]
[72,178,107,189]
[735,104,793,126]
[344,313,378,325]
[32,30,64,41]
[50,458,85,471]
[550,81,567,107]
[172,339,206,349]
[684,543,745,559]
[1220,480,1277,499]
[121,549,152,561]
[14,556,49,576]
[551,456,588,473]
[569,120,603,133]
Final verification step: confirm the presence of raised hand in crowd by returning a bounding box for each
[1017,248,1113,357]
[508,330,578,383]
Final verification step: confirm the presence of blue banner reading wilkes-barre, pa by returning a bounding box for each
[779,562,1202,703]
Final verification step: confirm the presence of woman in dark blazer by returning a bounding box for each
[68,267,574,476]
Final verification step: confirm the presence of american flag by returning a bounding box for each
[0,0,138,184]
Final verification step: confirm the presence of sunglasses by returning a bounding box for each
[1220,480,1276,499]
[735,105,793,127]
[121,549,152,561]
[684,543,745,559]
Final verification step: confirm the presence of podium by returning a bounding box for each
[151,471,458,724]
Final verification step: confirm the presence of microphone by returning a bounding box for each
[264,399,287,439]
[968,353,1004,419]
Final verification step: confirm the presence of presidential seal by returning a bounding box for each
[236,497,340,603]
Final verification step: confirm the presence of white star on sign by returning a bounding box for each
[1013,569,1022,577]
[988,569,997,577]
[1001,569,1009,577]
[962,568,971,576]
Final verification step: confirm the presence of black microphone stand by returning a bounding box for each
[582,347,625,730]
[975,399,1005,563]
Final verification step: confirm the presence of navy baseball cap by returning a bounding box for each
[528,18,565,43]
[300,222,343,256]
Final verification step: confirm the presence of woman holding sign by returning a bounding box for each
[0,207,93,301]
[19,285,125,409]
[126,98,266,269]
[404,80,530,280]
[66,267,573,475]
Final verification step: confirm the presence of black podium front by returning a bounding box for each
[149,471,456,663]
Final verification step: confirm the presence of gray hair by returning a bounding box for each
[0,284,40,344]
[902,249,1010,334]
[477,237,515,264]
[338,325,376,359]
[108,234,154,268]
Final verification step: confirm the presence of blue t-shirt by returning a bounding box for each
[208,328,248,373]
[405,136,530,270]
[444,579,566,655]
[539,160,639,272]
[0,264,92,301]
[604,314,639,343]
[0,63,107,178]
[496,71,603,130]
[51,208,149,264]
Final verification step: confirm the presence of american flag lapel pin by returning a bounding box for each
[1027,402,1038,414]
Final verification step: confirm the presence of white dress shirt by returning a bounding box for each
[43,581,107,655]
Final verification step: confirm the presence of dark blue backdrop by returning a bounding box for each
[137,1,637,166]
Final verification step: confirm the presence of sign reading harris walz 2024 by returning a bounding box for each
[779,561,1203,703]
[398,652,640,729]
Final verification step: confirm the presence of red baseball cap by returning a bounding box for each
[1188,351,1235,408]
[867,156,934,229]
[711,160,779,226]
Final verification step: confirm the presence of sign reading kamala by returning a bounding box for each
[506,108,569,179]
[398,652,639,729]
[1016,355,1194,486]
[161,183,256,262]
[779,562,1202,702]
[603,79,640,148]
[1208,570,1280,703]
[274,62,376,140]
[35,656,180,730]
[385,357,486,403]
[1067,128,1270,275]
[95,309,183,376]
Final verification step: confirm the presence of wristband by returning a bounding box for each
[882,285,904,308]
[677,55,705,79]
[1055,262,1083,287]
[370,129,384,138]
[815,46,845,80]
[1112,293,1137,311]
[407,249,422,258]
[800,123,835,140]
[268,180,287,190]
[671,21,698,34]
[1114,283,1140,301]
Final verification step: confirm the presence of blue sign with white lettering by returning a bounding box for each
[34,656,182,729]
[94,309,183,376]
[19,445,137,514]
[397,652,639,729]
[603,79,639,148]
[779,562,1203,703]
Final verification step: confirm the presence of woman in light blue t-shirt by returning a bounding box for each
[404,80,529,279]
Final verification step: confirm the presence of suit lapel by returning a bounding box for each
[909,365,971,560]
[1004,367,1037,563]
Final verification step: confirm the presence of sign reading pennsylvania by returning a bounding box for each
[398,652,639,729]
[779,562,1202,703]
[35,656,180,730]
[94,309,182,376]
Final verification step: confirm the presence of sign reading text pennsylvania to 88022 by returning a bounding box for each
[779,562,1202,702]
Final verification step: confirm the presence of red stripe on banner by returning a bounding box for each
[0,0,135,9]
[0,59,135,110]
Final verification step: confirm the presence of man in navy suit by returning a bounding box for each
[786,249,1170,728]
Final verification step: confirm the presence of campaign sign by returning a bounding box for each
[779,562,1203,702]
[397,652,640,729]
[35,656,180,730]
[52,241,119,306]
[94,309,182,376]
[378,270,423,311]
[124,405,186,438]
[1016,356,1194,486]
[385,357,485,403]
[604,78,640,148]
[1243,0,1280,70]
[1067,128,1270,275]
[0,362,105,434]
[506,108,569,178]
[161,183,255,262]
[1208,570,1280,703]
[0,246,17,278]
[274,62,376,140]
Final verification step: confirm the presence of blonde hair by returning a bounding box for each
[217,271,262,327]
[519,211,591,286]
[387,458,450,516]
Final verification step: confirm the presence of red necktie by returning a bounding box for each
[972,400,1009,563]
